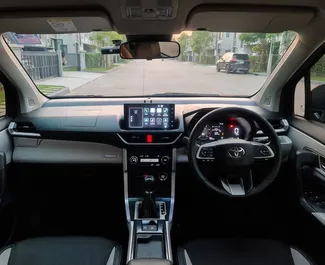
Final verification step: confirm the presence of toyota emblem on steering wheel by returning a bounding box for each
[228,147,245,158]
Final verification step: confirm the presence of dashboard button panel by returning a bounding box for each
[130,156,139,164]
[161,156,170,164]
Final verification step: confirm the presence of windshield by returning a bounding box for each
[233,54,249,60]
[3,31,296,97]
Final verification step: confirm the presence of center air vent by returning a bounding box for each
[121,0,177,19]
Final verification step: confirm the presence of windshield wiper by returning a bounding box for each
[150,92,220,97]
[52,95,109,99]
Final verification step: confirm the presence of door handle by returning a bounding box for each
[319,156,325,172]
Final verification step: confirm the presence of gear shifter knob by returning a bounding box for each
[140,175,158,218]
[144,175,155,193]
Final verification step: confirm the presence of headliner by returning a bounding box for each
[0,0,321,35]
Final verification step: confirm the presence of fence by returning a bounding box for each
[21,51,62,80]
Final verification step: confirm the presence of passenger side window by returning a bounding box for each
[0,82,5,117]
[294,55,325,123]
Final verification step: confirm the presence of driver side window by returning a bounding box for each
[294,55,325,123]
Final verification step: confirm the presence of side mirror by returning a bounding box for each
[119,41,180,60]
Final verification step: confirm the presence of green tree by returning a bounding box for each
[90,32,126,48]
[190,31,213,63]
[89,32,126,67]
[240,33,271,55]
[239,33,279,72]
[177,33,190,60]
[278,31,296,55]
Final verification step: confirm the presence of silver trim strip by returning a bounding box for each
[106,247,116,265]
[117,133,183,145]
[8,122,41,138]
[0,248,11,265]
[290,248,311,265]
[169,148,176,222]
[184,249,193,265]
[126,221,135,263]
[165,221,173,262]
[221,177,246,196]
[312,212,325,226]
[123,149,131,223]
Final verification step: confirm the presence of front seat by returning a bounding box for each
[0,236,121,265]
[178,238,315,265]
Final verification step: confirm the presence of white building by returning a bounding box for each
[39,33,95,53]
[214,32,251,58]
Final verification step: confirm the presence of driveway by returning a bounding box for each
[67,60,268,97]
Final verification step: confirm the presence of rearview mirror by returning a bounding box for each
[120,41,180,60]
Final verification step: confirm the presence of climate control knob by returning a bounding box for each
[129,156,139,164]
[161,156,170,165]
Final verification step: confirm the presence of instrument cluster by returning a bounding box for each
[197,118,249,145]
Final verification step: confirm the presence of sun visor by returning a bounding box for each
[0,11,112,34]
[186,6,315,33]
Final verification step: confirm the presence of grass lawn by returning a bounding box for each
[0,88,5,115]
[311,76,325,82]
[84,65,118,73]
[0,89,4,103]
[63,67,78,71]
[37,84,65,95]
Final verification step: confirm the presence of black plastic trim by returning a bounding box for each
[0,71,20,118]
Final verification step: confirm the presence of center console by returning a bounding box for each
[121,103,181,264]
[124,147,175,262]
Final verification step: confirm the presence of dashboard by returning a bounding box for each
[10,97,289,164]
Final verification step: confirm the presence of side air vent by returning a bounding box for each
[8,122,41,138]
[256,119,289,136]
[16,122,37,132]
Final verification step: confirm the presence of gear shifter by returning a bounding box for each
[139,175,158,218]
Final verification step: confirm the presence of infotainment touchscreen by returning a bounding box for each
[125,104,175,129]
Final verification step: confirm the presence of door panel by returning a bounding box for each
[289,125,325,227]
[0,126,12,165]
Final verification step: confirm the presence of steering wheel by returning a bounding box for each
[188,107,282,197]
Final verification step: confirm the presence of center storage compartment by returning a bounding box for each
[135,234,165,258]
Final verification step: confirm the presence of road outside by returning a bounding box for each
[67,60,268,97]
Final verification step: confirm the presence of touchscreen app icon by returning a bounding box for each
[163,118,168,123]
[150,108,156,113]
[163,108,168,113]
[144,108,149,114]
[157,108,162,113]
[150,118,155,123]
[144,117,149,123]
[156,118,162,124]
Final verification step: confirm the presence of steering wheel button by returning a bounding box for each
[260,149,270,156]
[201,149,208,157]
